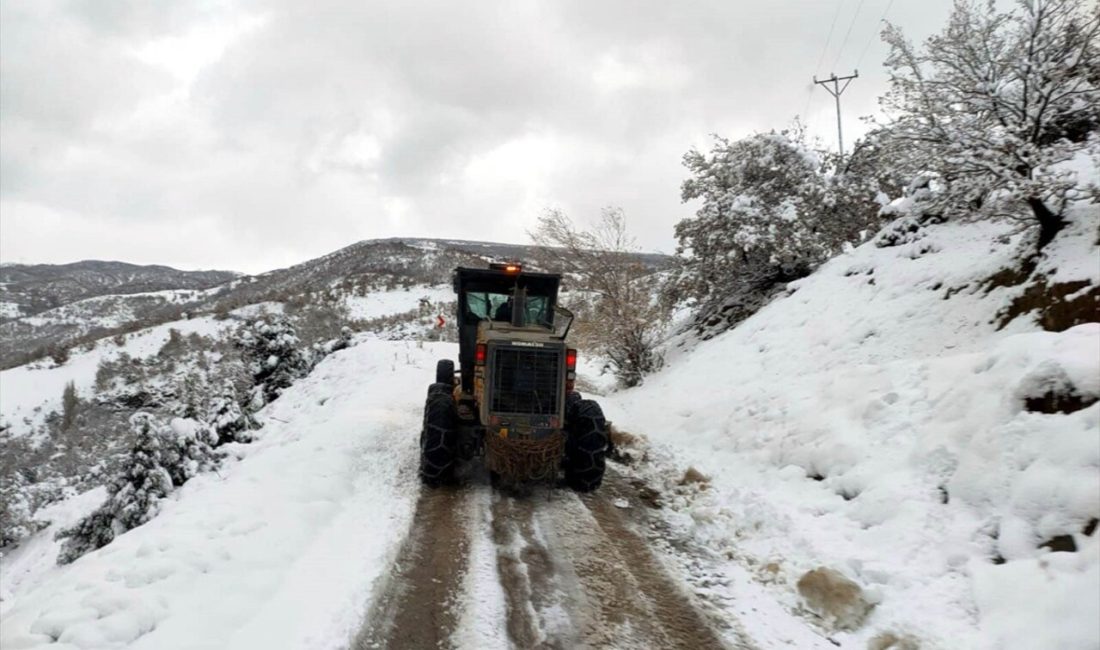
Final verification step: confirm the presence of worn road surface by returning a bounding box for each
[353,469,753,650]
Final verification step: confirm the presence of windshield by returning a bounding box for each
[465,291,552,327]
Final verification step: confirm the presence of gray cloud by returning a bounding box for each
[0,0,951,273]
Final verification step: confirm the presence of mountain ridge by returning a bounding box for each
[0,237,672,369]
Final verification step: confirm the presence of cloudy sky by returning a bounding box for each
[0,0,951,273]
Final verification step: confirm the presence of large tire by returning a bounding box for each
[435,359,455,386]
[564,399,608,492]
[420,382,457,487]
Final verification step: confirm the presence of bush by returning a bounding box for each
[675,128,882,333]
[56,413,219,564]
[48,344,70,366]
[236,316,315,407]
[0,477,58,548]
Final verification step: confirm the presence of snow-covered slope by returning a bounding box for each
[605,216,1099,648]
[0,316,232,440]
[1,339,436,648]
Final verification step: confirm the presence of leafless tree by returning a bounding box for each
[530,208,668,387]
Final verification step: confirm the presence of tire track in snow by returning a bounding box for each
[485,475,741,650]
[353,486,472,650]
[577,478,755,649]
[451,485,510,649]
[357,472,748,649]
[544,489,737,649]
[490,491,581,649]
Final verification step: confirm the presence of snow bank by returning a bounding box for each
[0,339,450,649]
[606,218,1100,649]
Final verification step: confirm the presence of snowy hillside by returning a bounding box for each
[1,339,432,648]
[606,214,1099,648]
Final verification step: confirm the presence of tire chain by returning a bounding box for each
[564,399,609,492]
[419,384,456,485]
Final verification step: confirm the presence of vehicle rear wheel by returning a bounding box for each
[435,359,455,386]
[420,382,457,487]
[564,399,608,492]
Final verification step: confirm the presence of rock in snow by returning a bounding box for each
[797,567,875,631]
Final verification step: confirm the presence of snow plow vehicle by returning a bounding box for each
[420,262,609,491]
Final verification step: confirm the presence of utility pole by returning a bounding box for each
[813,70,859,158]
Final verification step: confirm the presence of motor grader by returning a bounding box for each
[420,262,609,491]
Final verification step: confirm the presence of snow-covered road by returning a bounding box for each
[1,339,834,649]
[355,470,771,650]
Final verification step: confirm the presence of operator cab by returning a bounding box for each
[453,262,564,392]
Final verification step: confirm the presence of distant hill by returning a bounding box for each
[203,238,671,313]
[0,261,239,320]
[0,239,672,369]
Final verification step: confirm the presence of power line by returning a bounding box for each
[814,0,847,75]
[854,0,897,70]
[831,0,867,71]
[802,0,847,120]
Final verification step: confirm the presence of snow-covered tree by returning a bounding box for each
[880,0,1100,249]
[208,380,258,445]
[675,129,881,331]
[236,316,314,406]
[57,413,175,564]
[55,413,220,564]
[160,418,220,487]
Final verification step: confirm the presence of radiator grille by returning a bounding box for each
[490,347,561,415]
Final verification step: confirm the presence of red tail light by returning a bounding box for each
[475,343,487,364]
[566,348,577,371]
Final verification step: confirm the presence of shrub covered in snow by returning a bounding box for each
[236,316,315,407]
[56,413,220,564]
[208,379,259,444]
[675,129,883,333]
[0,474,62,547]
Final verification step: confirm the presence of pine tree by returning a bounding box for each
[208,380,258,444]
[159,418,220,487]
[57,414,178,564]
[61,381,79,432]
[237,316,314,405]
